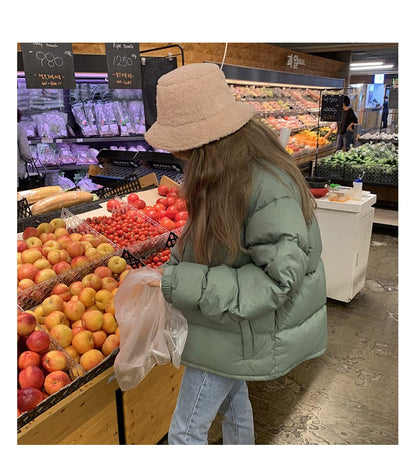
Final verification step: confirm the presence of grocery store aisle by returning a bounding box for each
[208,225,398,445]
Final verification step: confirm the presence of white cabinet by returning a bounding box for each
[315,194,377,303]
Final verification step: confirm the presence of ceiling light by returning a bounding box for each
[350,61,384,68]
[350,64,394,71]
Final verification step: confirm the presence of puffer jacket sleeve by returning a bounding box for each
[161,193,311,325]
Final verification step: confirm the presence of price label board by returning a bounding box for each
[320,94,344,122]
[105,43,142,89]
[21,43,75,89]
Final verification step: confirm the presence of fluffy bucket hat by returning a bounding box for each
[145,63,255,152]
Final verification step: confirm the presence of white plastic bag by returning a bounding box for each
[113,266,187,391]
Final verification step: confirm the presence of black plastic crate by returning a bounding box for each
[17,198,32,219]
[95,176,143,199]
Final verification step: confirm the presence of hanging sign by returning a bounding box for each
[21,43,76,89]
[105,43,142,89]
[320,94,344,122]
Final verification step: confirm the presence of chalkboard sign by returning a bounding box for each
[388,88,398,109]
[320,94,344,122]
[21,43,75,89]
[105,43,142,89]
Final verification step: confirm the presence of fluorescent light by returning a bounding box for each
[350,64,394,71]
[350,61,384,68]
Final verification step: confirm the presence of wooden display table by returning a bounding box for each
[18,364,184,445]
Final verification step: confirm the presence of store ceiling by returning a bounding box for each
[271,43,398,76]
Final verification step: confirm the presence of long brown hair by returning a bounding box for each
[177,117,316,266]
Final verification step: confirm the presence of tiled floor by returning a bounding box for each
[208,224,398,445]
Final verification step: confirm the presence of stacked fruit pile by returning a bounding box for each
[17,256,127,414]
[18,218,114,293]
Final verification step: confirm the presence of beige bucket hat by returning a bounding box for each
[145,63,255,152]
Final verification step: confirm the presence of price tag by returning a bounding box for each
[105,43,141,89]
[21,43,76,89]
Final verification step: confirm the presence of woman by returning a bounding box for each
[145,63,327,445]
[336,96,358,151]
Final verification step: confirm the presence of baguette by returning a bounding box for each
[31,191,94,215]
[17,186,63,205]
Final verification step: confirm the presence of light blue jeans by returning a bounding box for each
[168,366,255,445]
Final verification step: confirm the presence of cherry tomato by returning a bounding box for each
[158,185,169,196]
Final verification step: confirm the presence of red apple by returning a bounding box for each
[102,334,120,356]
[63,299,85,322]
[69,281,83,296]
[41,240,61,257]
[52,261,71,275]
[42,294,65,316]
[51,283,72,302]
[18,365,45,389]
[72,330,94,354]
[79,349,104,371]
[39,232,56,244]
[42,350,67,372]
[94,266,113,279]
[56,235,72,249]
[22,226,39,240]
[67,241,85,258]
[17,262,38,281]
[17,240,28,252]
[26,330,50,353]
[81,309,104,332]
[70,255,89,268]
[34,268,57,284]
[17,312,37,336]
[81,273,102,290]
[44,310,70,331]
[92,330,107,349]
[17,387,44,412]
[21,248,42,264]
[44,370,71,395]
[50,324,73,348]
[101,277,118,292]
[18,350,41,370]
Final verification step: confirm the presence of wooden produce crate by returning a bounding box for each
[17,367,120,445]
[122,363,184,444]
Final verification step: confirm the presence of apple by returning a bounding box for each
[19,365,45,390]
[22,226,39,240]
[69,232,82,241]
[81,309,104,332]
[69,281,83,296]
[46,249,68,265]
[80,233,95,243]
[17,240,28,252]
[34,268,57,284]
[52,226,68,238]
[56,235,72,249]
[105,298,116,315]
[17,263,38,281]
[18,350,41,370]
[72,319,84,329]
[92,330,107,349]
[79,241,93,253]
[67,241,85,258]
[42,294,65,316]
[102,312,118,334]
[50,324,73,348]
[52,261,72,275]
[94,289,112,311]
[71,326,85,337]
[51,283,72,302]
[18,278,36,290]
[44,370,71,395]
[21,248,42,264]
[81,273,102,290]
[84,247,101,261]
[44,311,69,331]
[18,387,44,412]
[33,306,45,325]
[49,218,66,230]
[41,240,61,257]
[63,299,85,322]
[33,257,52,270]
[79,349,104,371]
[37,222,54,234]
[39,232,56,244]
[42,350,67,372]
[101,277,118,292]
[78,287,96,308]
[26,330,50,353]
[94,266,112,279]
[63,345,80,362]
[107,256,127,274]
[101,334,120,356]
[96,243,114,257]
[25,236,43,248]
[17,253,22,265]
[72,330,94,354]
[17,312,37,336]
[90,235,106,248]
[70,255,89,268]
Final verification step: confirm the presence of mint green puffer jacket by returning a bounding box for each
[161,165,327,381]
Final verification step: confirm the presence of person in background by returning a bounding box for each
[144,63,327,445]
[17,109,33,190]
[323,121,338,140]
[382,95,389,130]
[336,95,358,151]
